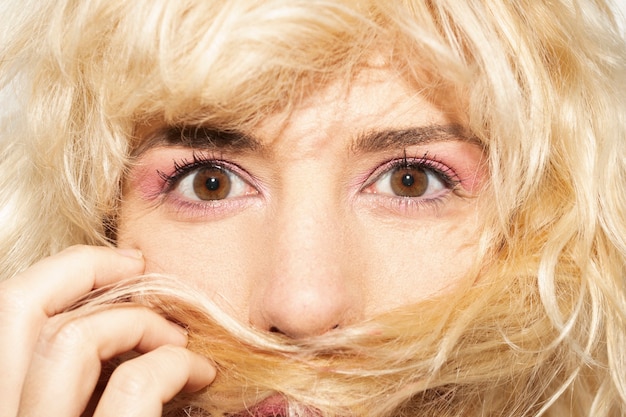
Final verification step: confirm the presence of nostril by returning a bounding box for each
[267,324,340,337]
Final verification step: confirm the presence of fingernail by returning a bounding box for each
[114,248,144,259]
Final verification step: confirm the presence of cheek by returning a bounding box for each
[116,205,257,317]
[117,183,487,320]
[358,211,483,314]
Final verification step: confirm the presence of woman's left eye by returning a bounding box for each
[174,165,254,201]
[365,163,451,199]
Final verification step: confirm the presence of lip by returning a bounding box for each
[233,394,321,417]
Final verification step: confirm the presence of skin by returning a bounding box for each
[0,246,216,417]
[119,68,487,335]
[0,68,487,416]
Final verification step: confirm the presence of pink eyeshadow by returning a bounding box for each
[418,142,487,195]
[126,147,197,201]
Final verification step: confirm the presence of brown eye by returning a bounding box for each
[367,163,448,199]
[173,162,256,203]
[192,167,232,200]
[390,166,428,197]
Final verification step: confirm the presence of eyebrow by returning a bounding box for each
[351,124,479,153]
[163,125,262,151]
[136,123,478,156]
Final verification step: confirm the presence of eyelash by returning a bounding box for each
[361,152,461,209]
[157,151,461,216]
[158,152,246,193]
[370,152,457,183]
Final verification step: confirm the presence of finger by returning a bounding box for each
[2,245,144,317]
[18,306,186,417]
[0,245,144,417]
[94,346,216,417]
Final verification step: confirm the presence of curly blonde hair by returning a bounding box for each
[1,1,625,416]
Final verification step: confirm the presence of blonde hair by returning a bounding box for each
[1,0,626,416]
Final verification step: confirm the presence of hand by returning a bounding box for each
[0,245,216,417]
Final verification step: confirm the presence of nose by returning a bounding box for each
[249,188,360,338]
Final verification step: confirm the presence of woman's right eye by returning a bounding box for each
[174,164,257,201]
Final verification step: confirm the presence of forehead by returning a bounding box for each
[256,66,449,146]
[134,66,470,157]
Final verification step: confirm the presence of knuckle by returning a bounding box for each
[108,360,157,397]
[106,345,191,398]
[61,244,99,259]
[0,285,30,316]
[35,316,92,359]
[153,344,192,369]
[155,344,187,358]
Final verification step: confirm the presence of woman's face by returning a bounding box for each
[117,68,487,338]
